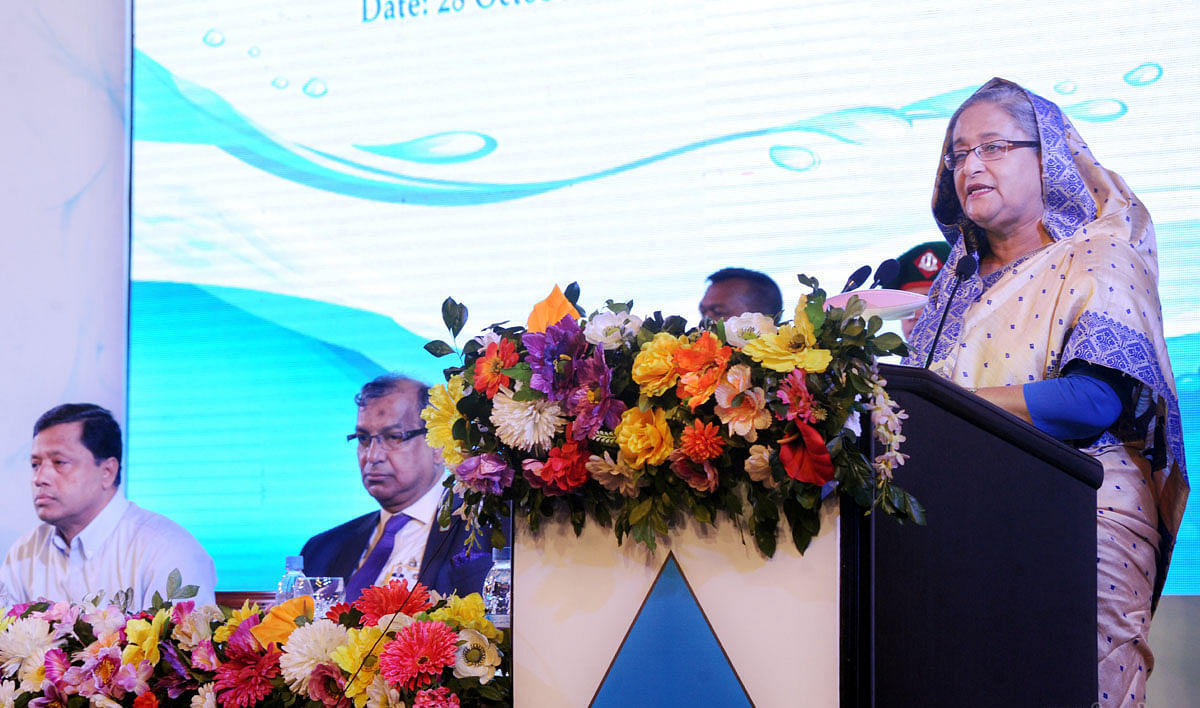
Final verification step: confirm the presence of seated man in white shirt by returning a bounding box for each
[0,403,216,609]
[301,374,492,602]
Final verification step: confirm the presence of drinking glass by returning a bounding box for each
[302,576,346,618]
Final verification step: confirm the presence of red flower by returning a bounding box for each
[379,620,459,692]
[522,430,589,495]
[324,602,352,623]
[668,450,719,493]
[473,339,520,399]
[213,617,282,708]
[415,687,461,708]
[679,419,724,462]
[354,579,433,626]
[133,693,159,708]
[779,423,834,486]
[307,663,352,708]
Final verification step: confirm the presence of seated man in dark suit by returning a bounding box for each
[301,374,491,601]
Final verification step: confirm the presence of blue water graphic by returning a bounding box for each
[271,76,288,90]
[1054,80,1078,95]
[356,131,498,164]
[133,51,1142,207]
[248,46,261,58]
[303,78,328,98]
[202,29,225,47]
[1124,62,1163,87]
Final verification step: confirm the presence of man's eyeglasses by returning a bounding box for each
[943,139,1039,171]
[347,428,426,450]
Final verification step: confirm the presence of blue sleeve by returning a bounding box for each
[1023,362,1130,440]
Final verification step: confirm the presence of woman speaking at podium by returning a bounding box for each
[903,78,1188,708]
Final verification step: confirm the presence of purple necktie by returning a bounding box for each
[346,513,411,603]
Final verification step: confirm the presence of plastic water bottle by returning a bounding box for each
[275,555,307,605]
[483,547,512,629]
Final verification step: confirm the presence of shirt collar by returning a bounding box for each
[380,474,448,530]
[51,494,129,558]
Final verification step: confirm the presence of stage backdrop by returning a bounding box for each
[129,0,1200,602]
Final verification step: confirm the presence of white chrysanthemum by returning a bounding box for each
[0,679,17,708]
[490,387,565,452]
[171,604,224,650]
[453,628,501,683]
[190,683,218,708]
[723,313,777,348]
[0,617,61,684]
[279,620,351,694]
[744,444,779,489]
[364,673,405,708]
[585,452,646,497]
[584,311,643,350]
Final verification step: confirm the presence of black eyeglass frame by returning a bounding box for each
[943,139,1040,171]
[346,428,427,450]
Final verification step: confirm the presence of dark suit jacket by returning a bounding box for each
[300,496,493,598]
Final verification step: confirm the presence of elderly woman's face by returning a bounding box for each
[951,102,1043,240]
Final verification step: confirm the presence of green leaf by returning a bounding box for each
[442,297,468,338]
[166,568,182,598]
[511,385,541,402]
[500,362,533,382]
[491,526,509,549]
[564,281,581,304]
[796,273,819,289]
[151,591,164,610]
[175,584,199,599]
[629,498,653,525]
[424,340,456,358]
[873,332,904,352]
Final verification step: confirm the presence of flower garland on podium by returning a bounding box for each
[420,276,924,557]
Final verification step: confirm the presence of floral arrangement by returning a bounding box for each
[420,277,924,557]
[0,572,510,708]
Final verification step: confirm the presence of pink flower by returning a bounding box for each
[113,660,154,696]
[171,602,196,625]
[306,663,352,708]
[82,605,127,640]
[713,365,771,442]
[41,649,72,690]
[668,450,719,493]
[776,369,818,423]
[378,620,458,692]
[191,640,221,671]
[62,646,124,698]
[213,617,282,708]
[414,686,461,708]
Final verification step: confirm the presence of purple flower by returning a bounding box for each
[63,646,123,698]
[29,681,69,708]
[455,453,515,495]
[522,315,587,401]
[112,660,154,696]
[157,643,199,699]
[566,348,627,440]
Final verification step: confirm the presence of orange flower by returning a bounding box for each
[527,285,578,333]
[354,579,433,626]
[472,339,519,399]
[674,332,732,410]
[133,693,159,708]
[679,419,724,462]
[632,332,687,397]
[714,364,772,442]
[250,595,313,647]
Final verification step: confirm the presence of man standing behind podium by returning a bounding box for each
[301,375,491,602]
[0,404,216,609]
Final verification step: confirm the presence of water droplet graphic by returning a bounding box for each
[202,29,225,47]
[271,76,289,89]
[356,132,498,164]
[769,146,820,172]
[303,79,328,98]
[248,46,261,57]
[1063,98,1127,123]
[1054,80,1078,95]
[1123,63,1163,87]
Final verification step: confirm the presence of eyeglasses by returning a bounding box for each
[346,428,426,450]
[943,139,1039,171]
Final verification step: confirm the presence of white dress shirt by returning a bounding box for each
[359,478,446,588]
[0,494,217,610]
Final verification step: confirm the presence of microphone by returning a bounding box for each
[869,259,900,289]
[841,264,872,293]
[923,254,978,369]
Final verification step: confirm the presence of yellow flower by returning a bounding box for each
[213,599,261,644]
[740,314,832,373]
[330,625,385,708]
[421,375,467,467]
[526,284,578,333]
[614,407,675,469]
[121,608,168,666]
[632,332,687,397]
[250,595,313,647]
[429,593,502,643]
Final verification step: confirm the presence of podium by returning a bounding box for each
[512,364,1101,707]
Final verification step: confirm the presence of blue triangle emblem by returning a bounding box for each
[590,553,753,707]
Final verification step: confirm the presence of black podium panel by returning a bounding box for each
[842,365,1101,708]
